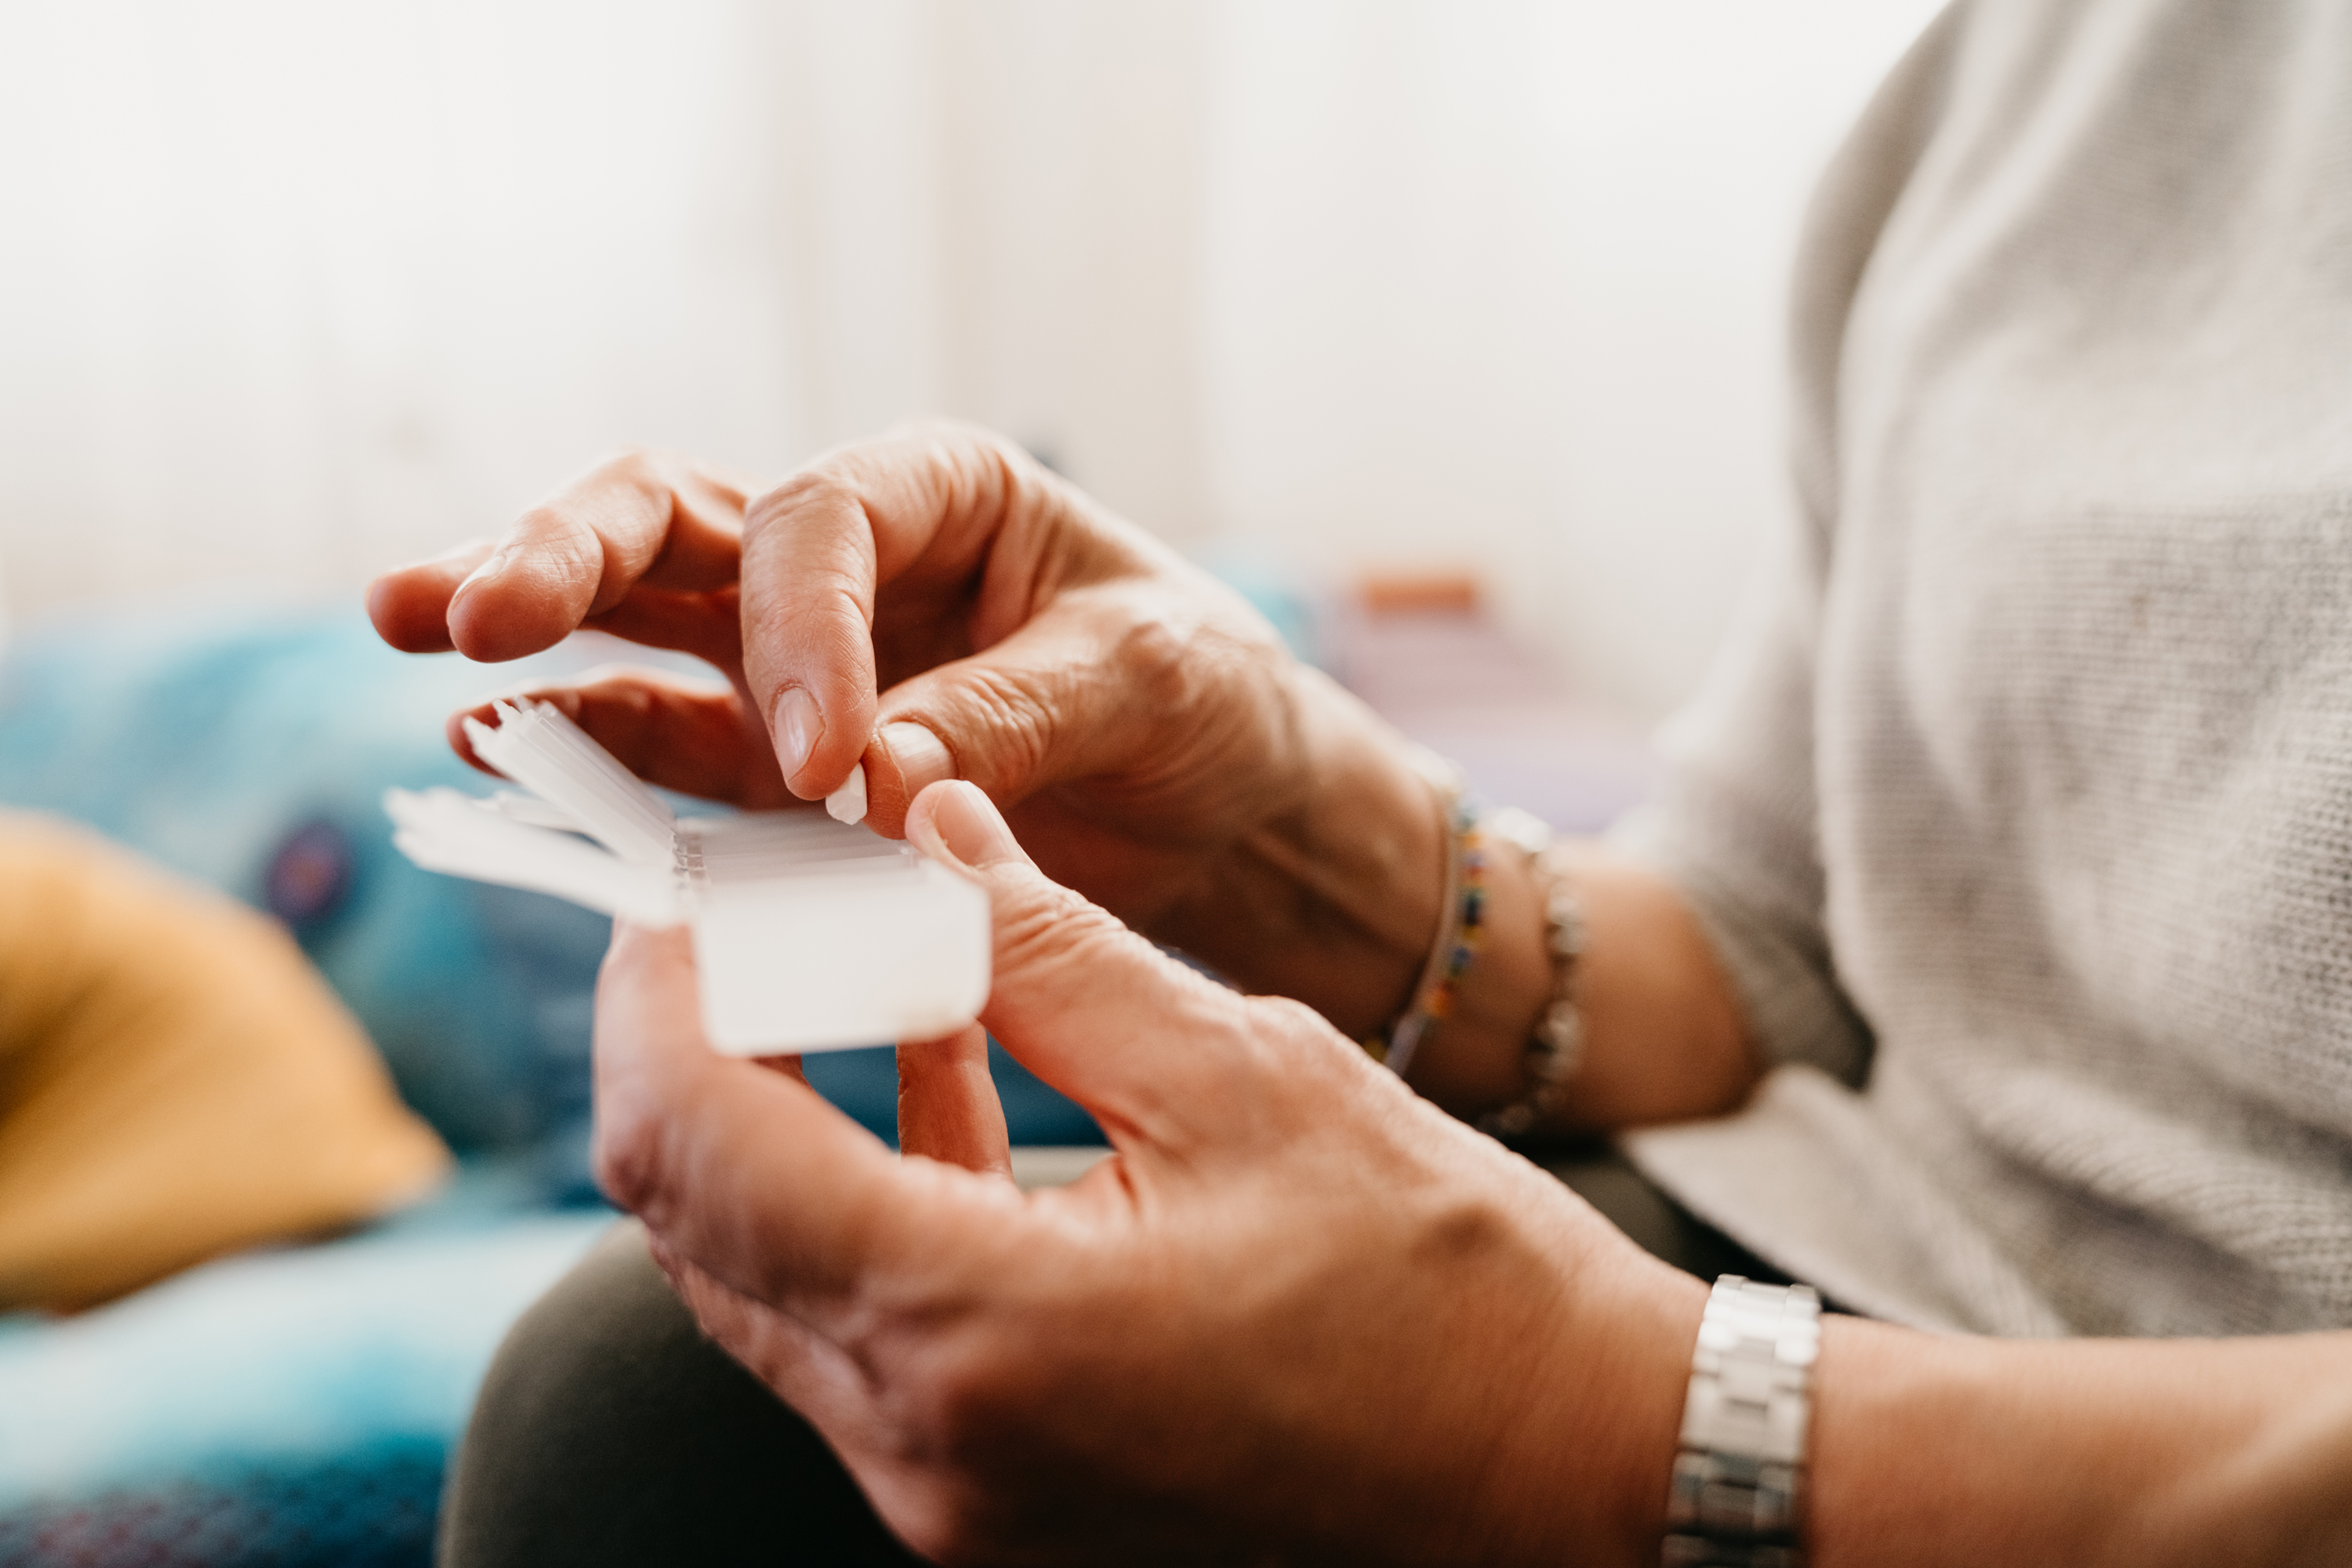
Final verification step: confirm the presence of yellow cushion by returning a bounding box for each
[0,814,450,1312]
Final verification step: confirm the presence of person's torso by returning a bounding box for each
[1817,0,2352,1334]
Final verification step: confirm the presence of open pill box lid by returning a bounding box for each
[384,701,989,1055]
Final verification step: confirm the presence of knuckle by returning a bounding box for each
[1239,993,1357,1091]
[1247,992,1338,1044]
[887,1486,996,1568]
[588,1102,673,1222]
[739,476,875,599]
[887,414,984,448]
[887,1332,1033,1479]
[743,465,844,535]
[937,664,1056,789]
[1112,615,1195,709]
[604,448,663,490]
[1086,586,1284,720]
[991,875,1128,978]
[923,1348,1016,1450]
[589,1117,655,1215]
[869,416,1014,483]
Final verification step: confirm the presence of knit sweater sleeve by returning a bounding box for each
[1606,6,1964,1085]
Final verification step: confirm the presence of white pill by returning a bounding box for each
[826,762,869,826]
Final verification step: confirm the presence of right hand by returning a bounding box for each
[366,424,1352,934]
[591,780,1700,1566]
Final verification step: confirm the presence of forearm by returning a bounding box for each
[1145,662,1756,1128]
[1812,1319,2352,1566]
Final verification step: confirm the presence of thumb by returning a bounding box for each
[906,780,1255,1146]
[851,584,1203,839]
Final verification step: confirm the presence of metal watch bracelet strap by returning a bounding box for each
[1663,1276,1822,1567]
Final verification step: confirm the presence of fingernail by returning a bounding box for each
[455,546,510,594]
[771,687,822,781]
[826,763,868,825]
[929,780,1022,869]
[880,721,954,794]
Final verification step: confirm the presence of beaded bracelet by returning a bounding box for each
[1365,793,1484,1079]
[1364,793,1588,1142]
[1476,810,1586,1138]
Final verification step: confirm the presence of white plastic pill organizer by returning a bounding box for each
[383,700,991,1055]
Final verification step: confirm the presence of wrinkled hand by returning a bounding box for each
[593,780,1702,1566]
[366,426,1308,924]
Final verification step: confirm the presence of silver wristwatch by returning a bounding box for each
[1663,1275,1821,1567]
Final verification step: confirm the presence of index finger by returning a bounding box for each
[737,423,1057,798]
[368,452,749,662]
[591,921,1025,1312]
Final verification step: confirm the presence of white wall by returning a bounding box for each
[0,0,811,612]
[1193,3,1947,716]
[0,0,1944,721]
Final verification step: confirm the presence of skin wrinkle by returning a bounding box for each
[1138,666,1440,1037]
[725,1247,870,1388]
[840,496,884,625]
[746,481,869,565]
[996,604,1294,833]
[922,631,1094,799]
[833,434,1289,846]
[1100,609,1263,771]
[745,543,875,659]
[924,662,1054,799]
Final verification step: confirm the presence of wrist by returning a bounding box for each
[1806,1321,2339,1568]
[1403,825,1559,1114]
[1666,1276,1824,1565]
[1427,841,1755,1133]
[1481,1241,1711,1567]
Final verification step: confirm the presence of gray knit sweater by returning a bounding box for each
[1613,0,2352,1338]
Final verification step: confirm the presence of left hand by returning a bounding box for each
[593,779,1704,1566]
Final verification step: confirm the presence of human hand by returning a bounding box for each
[593,779,1704,1566]
[366,427,1333,933]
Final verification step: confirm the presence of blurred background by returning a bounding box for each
[2,0,1939,722]
[0,5,1944,1561]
